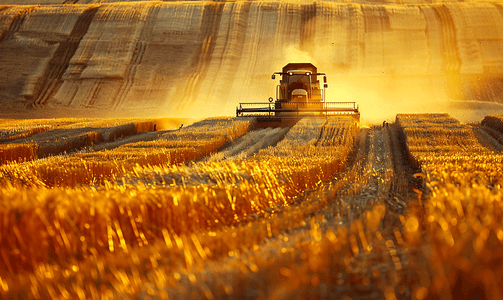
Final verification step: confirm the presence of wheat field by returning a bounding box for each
[1,114,503,299]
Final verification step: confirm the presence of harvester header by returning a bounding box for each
[236,63,359,121]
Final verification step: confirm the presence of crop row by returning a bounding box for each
[2,118,419,300]
[0,118,187,165]
[0,118,250,187]
[0,135,372,300]
[397,114,503,166]
[397,113,503,298]
[131,117,359,196]
[0,117,358,280]
[481,115,503,132]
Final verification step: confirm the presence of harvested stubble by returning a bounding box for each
[0,118,249,187]
[0,118,185,165]
[397,113,503,299]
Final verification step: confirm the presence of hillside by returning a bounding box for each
[1,0,503,122]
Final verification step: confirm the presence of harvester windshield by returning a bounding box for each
[289,74,309,87]
[288,74,311,98]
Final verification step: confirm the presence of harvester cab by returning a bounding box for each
[272,63,326,104]
[236,63,359,123]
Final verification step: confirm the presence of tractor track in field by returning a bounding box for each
[163,126,428,299]
[205,126,291,162]
[126,126,292,187]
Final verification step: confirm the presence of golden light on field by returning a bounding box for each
[1,0,503,298]
[1,113,503,299]
[0,115,366,298]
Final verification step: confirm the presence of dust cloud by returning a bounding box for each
[181,45,484,125]
[277,46,455,125]
[327,75,450,125]
[169,2,503,124]
[176,66,500,125]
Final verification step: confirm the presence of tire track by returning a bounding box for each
[289,125,424,297]
[206,126,291,161]
[32,6,99,107]
[323,126,424,298]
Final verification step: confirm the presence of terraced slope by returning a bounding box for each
[1,1,503,121]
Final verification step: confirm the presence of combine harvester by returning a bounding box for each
[236,63,360,127]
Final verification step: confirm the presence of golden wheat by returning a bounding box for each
[0,116,365,300]
[397,113,503,298]
[0,118,249,187]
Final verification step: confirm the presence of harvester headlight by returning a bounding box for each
[289,72,293,76]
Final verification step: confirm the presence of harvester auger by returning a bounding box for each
[236,63,359,126]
